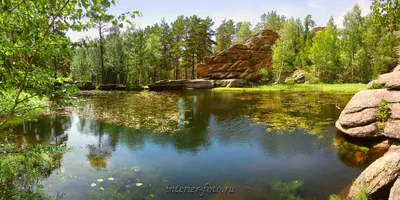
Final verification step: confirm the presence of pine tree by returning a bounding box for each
[215,19,235,51]
[234,21,252,44]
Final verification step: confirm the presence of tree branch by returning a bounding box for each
[0,0,71,127]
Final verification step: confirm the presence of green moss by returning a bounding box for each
[368,82,384,89]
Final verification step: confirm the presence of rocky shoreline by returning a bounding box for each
[336,67,400,199]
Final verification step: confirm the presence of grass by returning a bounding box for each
[213,83,366,94]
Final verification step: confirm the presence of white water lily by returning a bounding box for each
[91,183,96,187]
[136,183,143,187]
[97,179,103,182]
[100,187,105,191]
[108,177,114,181]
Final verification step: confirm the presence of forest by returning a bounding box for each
[69,5,399,88]
[0,0,399,126]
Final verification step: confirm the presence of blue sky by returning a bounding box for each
[67,0,372,41]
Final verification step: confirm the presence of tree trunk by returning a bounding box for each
[191,52,195,79]
[99,21,105,84]
[53,56,57,78]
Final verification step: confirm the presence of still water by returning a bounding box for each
[2,90,364,200]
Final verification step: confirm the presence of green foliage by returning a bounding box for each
[272,18,297,82]
[259,68,270,83]
[254,11,286,32]
[0,144,68,199]
[354,188,369,200]
[376,99,389,122]
[234,21,252,44]
[309,17,341,83]
[285,77,295,85]
[368,82,384,89]
[0,90,47,128]
[372,0,400,31]
[0,0,132,127]
[376,98,389,134]
[215,19,235,51]
[329,188,368,200]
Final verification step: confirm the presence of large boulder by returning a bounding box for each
[348,150,400,199]
[148,79,213,91]
[377,71,400,90]
[285,70,306,84]
[214,79,247,88]
[78,81,95,90]
[336,69,400,139]
[389,178,400,200]
[196,29,278,81]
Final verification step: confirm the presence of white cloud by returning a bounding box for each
[357,0,372,16]
[307,0,322,8]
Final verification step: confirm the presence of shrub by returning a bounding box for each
[259,68,270,83]
[285,77,295,85]
[369,82,384,89]
[0,144,68,199]
[376,99,389,122]
[376,99,389,134]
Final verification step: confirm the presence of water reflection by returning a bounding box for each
[1,90,367,199]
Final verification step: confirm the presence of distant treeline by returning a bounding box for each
[70,5,399,88]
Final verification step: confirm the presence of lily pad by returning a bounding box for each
[91,183,97,187]
[100,187,105,191]
[136,183,143,187]
[108,177,114,181]
[97,179,103,182]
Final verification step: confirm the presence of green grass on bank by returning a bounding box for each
[213,83,366,94]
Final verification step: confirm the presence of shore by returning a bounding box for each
[212,83,366,94]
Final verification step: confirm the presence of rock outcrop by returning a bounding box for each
[148,79,249,91]
[348,146,400,199]
[196,29,278,81]
[336,69,400,139]
[148,79,213,91]
[285,69,306,84]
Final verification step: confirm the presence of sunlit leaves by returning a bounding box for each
[0,0,128,126]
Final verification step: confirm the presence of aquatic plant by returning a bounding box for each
[335,136,370,166]
[268,180,304,200]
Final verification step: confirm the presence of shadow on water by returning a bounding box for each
[1,90,369,199]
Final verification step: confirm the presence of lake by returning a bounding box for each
[1,90,366,200]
